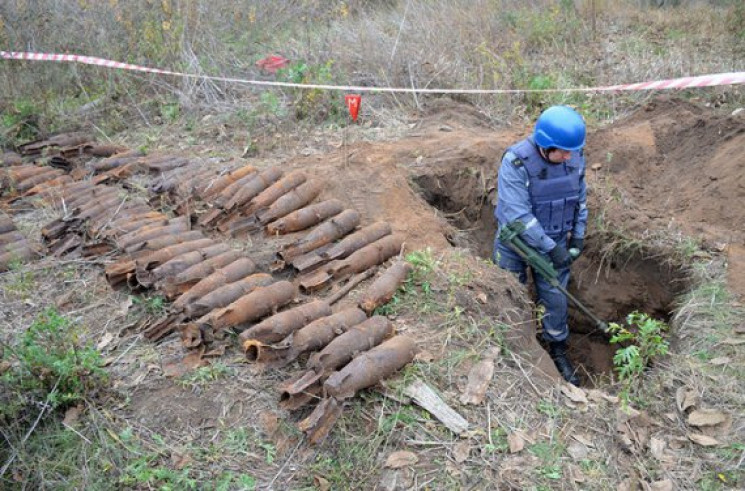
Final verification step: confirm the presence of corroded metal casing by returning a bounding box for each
[359,261,413,315]
[244,170,307,214]
[307,315,394,375]
[266,199,344,236]
[279,209,361,262]
[324,335,418,399]
[330,234,405,279]
[238,300,332,345]
[187,272,273,318]
[322,221,392,261]
[173,257,258,310]
[200,165,258,200]
[256,179,324,225]
[211,280,296,331]
[224,167,283,211]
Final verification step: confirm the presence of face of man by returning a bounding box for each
[546,148,572,163]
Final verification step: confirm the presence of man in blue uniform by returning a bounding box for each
[493,106,587,386]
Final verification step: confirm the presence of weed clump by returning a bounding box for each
[0,307,107,422]
[608,311,669,407]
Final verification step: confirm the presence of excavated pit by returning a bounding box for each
[412,168,682,381]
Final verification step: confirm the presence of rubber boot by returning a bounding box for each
[549,341,580,386]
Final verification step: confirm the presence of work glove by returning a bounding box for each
[568,237,584,257]
[548,244,572,270]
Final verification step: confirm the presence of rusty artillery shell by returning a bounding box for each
[24,175,73,197]
[307,316,394,375]
[224,167,283,211]
[135,238,216,273]
[186,272,273,318]
[238,300,331,346]
[64,186,119,210]
[172,257,258,310]
[256,179,324,225]
[0,231,25,246]
[0,215,16,234]
[323,222,392,262]
[1,152,22,166]
[38,181,95,205]
[91,150,144,172]
[280,209,361,262]
[261,308,368,367]
[244,170,306,214]
[266,199,344,236]
[298,398,342,445]
[72,194,126,221]
[330,234,405,279]
[150,165,204,194]
[144,243,231,286]
[359,261,413,315]
[7,165,51,182]
[16,169,65,192]
[86,144,129,157]
[324,335,418,400]
[211,280,296,331]
[211,169,260,209]
[177,168,222,196]
[165,250,245,292]
[200,165,258,200]
[117,216,190,250]
[105,258,136,287]
[90,210,164,237]
[0,246,35,271]
[127,230,205,254]
[145,156,190,173]
[2,240,32,256]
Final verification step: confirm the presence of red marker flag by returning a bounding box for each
[345,94,361,122]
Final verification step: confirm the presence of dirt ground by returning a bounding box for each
[2,96,744,489]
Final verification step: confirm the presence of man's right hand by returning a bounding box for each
[548,244,572,269]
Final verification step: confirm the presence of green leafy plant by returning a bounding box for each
[0,308,107,418]
[608,311,670,406]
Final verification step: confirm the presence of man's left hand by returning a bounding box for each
[569,237,584,257]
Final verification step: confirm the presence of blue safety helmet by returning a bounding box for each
[533,105,586,151]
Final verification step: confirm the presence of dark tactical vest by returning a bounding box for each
[508,137,583,236]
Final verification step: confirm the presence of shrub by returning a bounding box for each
[0,308,107,421]
[608,311,669,407]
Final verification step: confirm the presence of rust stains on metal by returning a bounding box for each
[256,179,324,226]
[161,250,245,298]
[307,316,393,375]
[297,398,342,445]
[210,280,296,331]
[243,170,307,216]
[139,243,232,287]
[223,167,283,211]
[266,199,344,236]
[90,150,145,172]
[323,221,392,262]
[249,307,367,367]
[237,300,331,346]
[200,165,259,201]
[329,234,405,279]
[172,258,259,311]
[324,335,418,400]
[117,216,190,251]
[359,261,413,315]
[186,272,273,318]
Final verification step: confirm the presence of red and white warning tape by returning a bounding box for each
[3,50,745,94]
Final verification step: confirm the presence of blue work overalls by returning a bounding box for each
[493,137,587,342]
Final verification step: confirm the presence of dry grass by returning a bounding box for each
[2,0,744,144]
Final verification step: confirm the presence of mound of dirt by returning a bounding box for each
[587,97,745,296]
